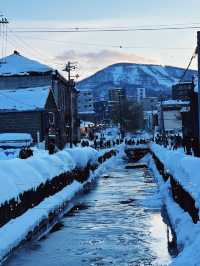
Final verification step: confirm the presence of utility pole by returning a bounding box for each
[197,32,200,143]
[160,94,165,136]
[0,15,9,63]
[63,62,78,148]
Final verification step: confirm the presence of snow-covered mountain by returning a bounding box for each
[77,63,197,100]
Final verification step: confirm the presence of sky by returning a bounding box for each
[1,0,200,79]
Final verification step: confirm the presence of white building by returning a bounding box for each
[159,100,189,133]
[78,89,95,119]
[137,87,146,102]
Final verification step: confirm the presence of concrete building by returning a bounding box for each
[171,81,199,139]
[94,100,109,124]
[77,89,95,121]
[0,51,80,147]
[108,87,126,103]
[172,82,194,101]
[137,87,146,102]
[158,100,189,134]
[141,97,159,111]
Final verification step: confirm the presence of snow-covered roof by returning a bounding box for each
[0,86,51,111]
[0,133,32,142]
[0,51,52,76]
[0,133,32,147]
[162,100,189,106]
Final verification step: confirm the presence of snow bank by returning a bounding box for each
[0,180,82,262]
[148,145,200,266]
[151,143,200,209]
[0,147,98,205]
[0,146,119,264]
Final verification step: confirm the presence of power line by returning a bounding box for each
[179,48,198,83]
[11,34,194,51]
[10,22,200,30]
[9,25,200,33]
[8,28,56,63]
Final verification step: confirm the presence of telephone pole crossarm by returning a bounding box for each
[63,61,79,148]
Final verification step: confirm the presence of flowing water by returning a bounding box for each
[5,157,176,266]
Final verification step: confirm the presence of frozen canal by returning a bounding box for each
[5,157,175,266]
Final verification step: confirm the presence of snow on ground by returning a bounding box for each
[0,180,82,263]
[151,143,200,210]
[0,145,121,264]
[0,147,98,205]
[147,145,200,266]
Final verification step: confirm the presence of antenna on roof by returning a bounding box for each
[0,14,9,65]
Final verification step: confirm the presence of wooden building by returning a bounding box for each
[0,86,60,145]
[0,51,80,148]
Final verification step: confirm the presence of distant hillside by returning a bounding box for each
[77,63,197,100]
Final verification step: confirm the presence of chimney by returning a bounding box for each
[13,50,20,55]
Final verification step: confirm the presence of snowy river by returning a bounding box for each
[5,156,176,266]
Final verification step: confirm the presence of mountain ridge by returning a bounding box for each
[77,63,197,100]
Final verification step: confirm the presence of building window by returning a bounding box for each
[48,112,55,125]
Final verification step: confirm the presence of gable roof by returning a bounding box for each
[0,51,52,76]
[0,86,53,112]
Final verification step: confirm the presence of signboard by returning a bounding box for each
[163,110,182,131]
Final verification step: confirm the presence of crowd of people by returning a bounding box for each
[154,134,200,156]
[80,136,149,150]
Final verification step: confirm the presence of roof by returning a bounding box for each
[0,86,51,112]
[162,100,189,106]
[0,51,52,76]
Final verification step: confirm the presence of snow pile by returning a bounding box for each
[0,146,119,263]
[65,147,98,168]
[0,180,82,262]
[148,145,200,266]
[0,147,98,205]
[0,149,20,160]
[151,143,200,209]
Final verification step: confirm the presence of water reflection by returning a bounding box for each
[5,159,175,266]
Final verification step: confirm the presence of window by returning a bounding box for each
[48,112,55,125]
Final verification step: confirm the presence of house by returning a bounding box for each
[0,86,60,145]
[0,51,80,148]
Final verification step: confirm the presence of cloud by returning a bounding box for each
[55,49,158,79]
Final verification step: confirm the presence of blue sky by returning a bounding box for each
[1,0,200,78]
[2,0,200,22]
